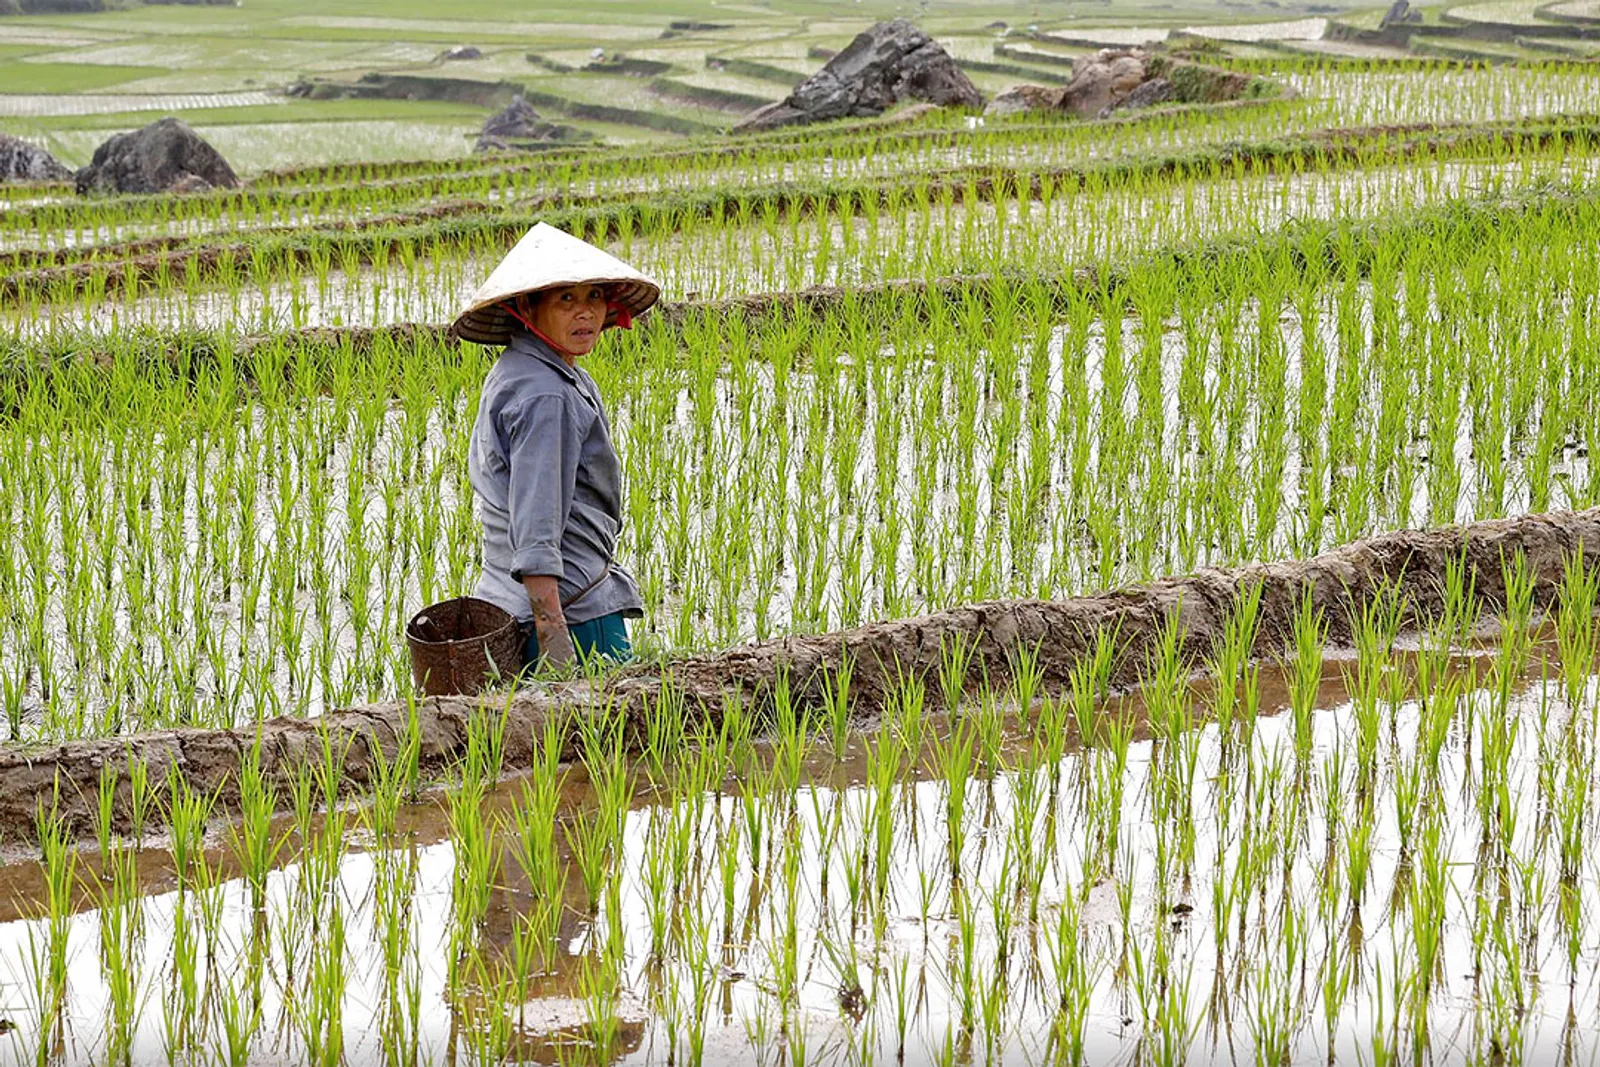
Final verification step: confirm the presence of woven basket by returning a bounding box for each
[405,597,523,696]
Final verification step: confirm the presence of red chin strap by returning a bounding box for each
[502,294,634,352]
[501,302,574,357]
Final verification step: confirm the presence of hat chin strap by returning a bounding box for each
[501,296,634,354]
[503,301,582,358]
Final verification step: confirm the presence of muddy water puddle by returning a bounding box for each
[0,634,1591,1065]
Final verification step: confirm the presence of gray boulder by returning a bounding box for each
[985,83,1065,117]
[475,96,577,152]
[1380,0,1421,27]
[75,117,239,196]
[734,19,981,133]
[0,133,70,183]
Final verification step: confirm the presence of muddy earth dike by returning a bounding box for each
[6,507,1600,844]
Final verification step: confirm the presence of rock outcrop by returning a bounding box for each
[0,133,70,182]
[474,95,584,152]
[74,117,239,196]
[985,50,1263,120]
[734,19,981,133]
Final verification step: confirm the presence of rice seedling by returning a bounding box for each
[823,655,855,760]
[1287,591,1327,765]
[12,41,1600,1067]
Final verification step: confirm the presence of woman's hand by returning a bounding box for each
[523,575,577,669]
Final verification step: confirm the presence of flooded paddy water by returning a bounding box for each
[13,146,1600,338]
[3,259,1592,740]
[5,192,1597,743]
[2,598,1598,1066]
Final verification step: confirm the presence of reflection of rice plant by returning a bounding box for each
[28,800,74,1059]
[933,717,976,879]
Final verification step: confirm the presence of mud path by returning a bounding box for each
[3,507,1596,845]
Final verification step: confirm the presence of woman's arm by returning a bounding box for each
[523,574,577,669]
[503,393,584,670]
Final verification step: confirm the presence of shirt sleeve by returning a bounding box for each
[503,394,582,583]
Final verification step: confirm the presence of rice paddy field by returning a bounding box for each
[16,0,1600,1063]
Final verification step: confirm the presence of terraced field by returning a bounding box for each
[7,7,1600,1066]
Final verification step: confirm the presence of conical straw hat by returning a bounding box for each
[450,222,661,345]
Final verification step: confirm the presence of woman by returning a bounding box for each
[452,223,659,670]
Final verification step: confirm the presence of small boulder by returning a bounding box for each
[734,19,982,133]
[985,83,1065,117]
[75,117,239,196]
[0,133,70,183]
[440,45,482,61]
[166,173,215,195]
[1380,0,1422,27]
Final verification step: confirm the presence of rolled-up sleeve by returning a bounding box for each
[504,395,582,582]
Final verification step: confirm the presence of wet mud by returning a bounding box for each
[4,506,1597,844]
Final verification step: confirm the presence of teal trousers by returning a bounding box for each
[521,612,631,670]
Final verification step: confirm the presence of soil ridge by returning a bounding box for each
[5,508,1599,844]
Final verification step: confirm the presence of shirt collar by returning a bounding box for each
[507,327,579,384]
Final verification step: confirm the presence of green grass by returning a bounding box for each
[33,35,379,73]
[0,43,52,61]
[0,62,164,93]
[39,117,482,170]
[34,97,489,131]
[1444,0,1557,23]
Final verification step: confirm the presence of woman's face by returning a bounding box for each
[529,284,609,357]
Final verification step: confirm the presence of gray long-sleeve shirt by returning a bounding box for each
[467,329,644,625]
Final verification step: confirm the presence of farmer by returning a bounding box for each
[452,222,659,670]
